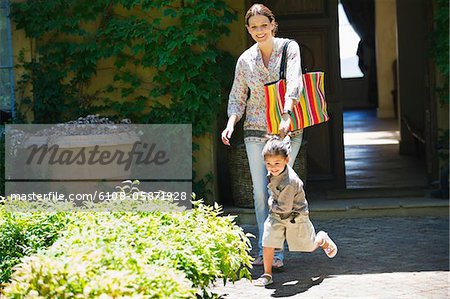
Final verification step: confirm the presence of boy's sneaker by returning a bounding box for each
[316,231,338,258]
[253,273,273,286]
[252,256,264,266]
[272,258,284,269]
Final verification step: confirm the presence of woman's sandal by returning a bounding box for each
[253,273,273,286]
[317,231,338,258]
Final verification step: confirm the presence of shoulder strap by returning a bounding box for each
[279,40,292,80]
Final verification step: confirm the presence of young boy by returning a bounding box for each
[254,136,338,286]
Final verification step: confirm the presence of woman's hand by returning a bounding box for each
[221,115,238,146]
[221,126,234,146]
[279,113,291,138]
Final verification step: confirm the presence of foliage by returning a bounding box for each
[0,130,4,196]
[430,0,449,105]
[1,196,252,298]
[11,1,237,197]
[430,0,449,173]
[10,0,236,136]
[4,253,196,298]
[0,206,70,285]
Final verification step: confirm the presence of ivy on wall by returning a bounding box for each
[430,0,449,105]
[11,0,236,137]
[10,0,237,198]
[430,0,449,185]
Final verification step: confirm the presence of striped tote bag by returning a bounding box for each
[265,41,329,134]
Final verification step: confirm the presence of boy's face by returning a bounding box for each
[264,154,289,176]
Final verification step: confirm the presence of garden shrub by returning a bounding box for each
[3,255,196,299]
[0,131,4,196]
[1,201,252,298]
[0,205,70,285]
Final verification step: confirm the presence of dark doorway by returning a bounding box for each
[338,0,429,194]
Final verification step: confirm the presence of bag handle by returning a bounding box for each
[280,40,309,77]
[279,40,292,80]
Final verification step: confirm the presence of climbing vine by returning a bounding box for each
[430,0,449,181]
[11,0,236,136]
[11,0,237,197]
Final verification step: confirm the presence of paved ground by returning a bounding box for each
[210,216,449,298]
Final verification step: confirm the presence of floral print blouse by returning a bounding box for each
[227,37,304,138]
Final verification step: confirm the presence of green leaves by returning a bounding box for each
[164,8,177,18]
[0,209,70,284]
[11,0,237,134]
[430,0,449,106]
[1,199,253,298]
[11,0,238,196]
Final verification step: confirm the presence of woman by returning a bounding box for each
[221,3,304,268]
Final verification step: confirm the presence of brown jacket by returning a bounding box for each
[267,164,309,219]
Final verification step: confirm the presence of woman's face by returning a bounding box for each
[246,14,274,44]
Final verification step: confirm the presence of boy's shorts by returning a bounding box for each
[262,213,317,252]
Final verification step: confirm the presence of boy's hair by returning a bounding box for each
[262,135,291,158]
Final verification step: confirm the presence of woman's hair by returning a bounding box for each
[262,135,291,158]
[245,3,278,35]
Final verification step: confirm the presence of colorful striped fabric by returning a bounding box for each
[264,71,329,134]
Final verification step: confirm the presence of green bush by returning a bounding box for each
[1,201,252,298]
[0,131,4,196]
[4,255,196,299]
[0,206,70,285]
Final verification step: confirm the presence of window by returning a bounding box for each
[338,2,364,79]
[0,0,15,120]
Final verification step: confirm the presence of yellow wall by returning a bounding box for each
[193,0,247,201]
[218,1,247,57]
[375,0,397,119]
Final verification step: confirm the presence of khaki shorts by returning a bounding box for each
[262,213,317,252]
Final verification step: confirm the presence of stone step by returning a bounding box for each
[223,196,449,225]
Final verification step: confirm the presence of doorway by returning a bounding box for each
[338,0,428,192]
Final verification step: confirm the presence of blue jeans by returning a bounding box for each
[245,134,303,260]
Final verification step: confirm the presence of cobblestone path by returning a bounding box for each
[211,216,449,298]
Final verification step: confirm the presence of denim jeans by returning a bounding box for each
[245,134,303,260]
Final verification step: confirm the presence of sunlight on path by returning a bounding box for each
[344,130,400,145]
[211,271,449,299]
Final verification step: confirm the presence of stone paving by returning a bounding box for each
[210,216,449,298]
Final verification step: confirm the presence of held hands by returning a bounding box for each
[279,113,291,138]
[280,99,293,138]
